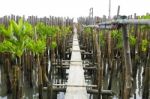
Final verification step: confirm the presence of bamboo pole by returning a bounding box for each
[122,25,133,99]
[93,28,102,99]
[37,55,43,99]
[4,55,12,93]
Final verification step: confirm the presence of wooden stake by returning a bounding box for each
[122,25,133,99]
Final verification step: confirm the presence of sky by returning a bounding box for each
[0,0,150,19]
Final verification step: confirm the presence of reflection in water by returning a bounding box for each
[137,66,143,98]
[103,61,144,99]
[138,66,143,97]
[130,65,143,99]
[57,92,65,99]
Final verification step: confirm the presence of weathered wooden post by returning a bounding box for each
[47,83,53,99]
[93,28,102,99]
[36,55,43,99]
[12,66,20,99]
[4,56,12,93]
[122,24,133,99]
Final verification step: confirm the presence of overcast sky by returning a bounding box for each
[0,0,150,18]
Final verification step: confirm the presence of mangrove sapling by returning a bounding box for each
[28,23,59,99]
[110,28,135,99]
[83,27,90,52]
[0,24,5,42]
[46,26,58,76]
[36,23,58,82]
[50,39,57,81]
[0,19,26,98]
[91,28,96,64]
[0,38,24,99]
[128,29,137,78]
[21,21,34,88]
[137,21,150,61]
[26,38,46,99]
[11,18,34,99]
[0,18,34,99]
[0,24,13,94]
[98,31,106,77]
[141,39,149,63]
[61,26,72,60]
[59,26,72,82]
[0,15,74,99]
[36,22,51,84]
[56,27,63,82]
[49,38,57,87]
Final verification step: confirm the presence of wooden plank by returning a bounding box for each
[43,87,115,96]
[53,84,97,87]
[56,66,97,70]
[87,89,114,95]
[71,50,85,52]
[65,27,88,99]
[62,60,83,62]
[43,87,114,96]
[83,67,97,70]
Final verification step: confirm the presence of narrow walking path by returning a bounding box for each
[64,27,88,99]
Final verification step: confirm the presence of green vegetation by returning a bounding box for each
[0,16,73,99]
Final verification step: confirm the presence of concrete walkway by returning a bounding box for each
[64,27,88,99]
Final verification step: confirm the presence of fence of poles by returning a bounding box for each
[78,15,150,99]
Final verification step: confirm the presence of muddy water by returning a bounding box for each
[0,63,147,99]
[110,64,144,99]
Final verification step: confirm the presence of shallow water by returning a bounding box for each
[0,62,148,99]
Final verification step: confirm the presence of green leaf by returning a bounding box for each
[36,22,46,37]
[111,30,123,49]
[26,38,34,51]
[0,24,13,37]
[36,39,46,54]
[23,22,33,37]
[0,40,14,53]
[26,38,46,54]
[129,35,136,46]
[18,18,23,30]
[141,39,149,52]
[51,41,57,49]
[84,27,91,34]
[11,20,19,34]
[16,48,23,58]
[11,18,26,40]
[99,31,105,46]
